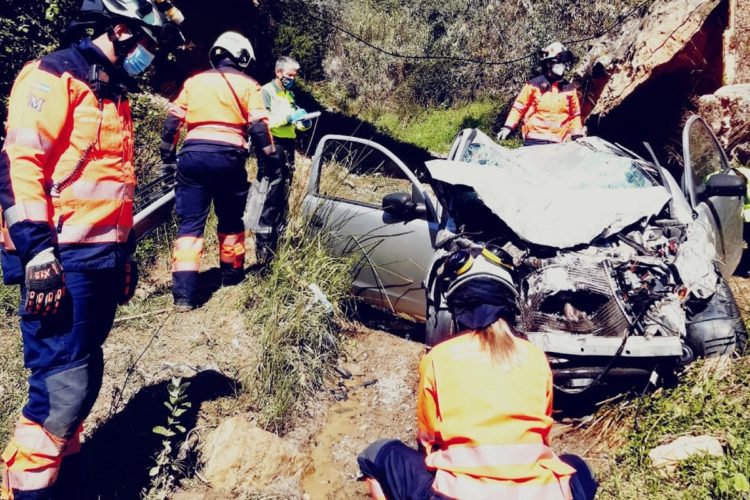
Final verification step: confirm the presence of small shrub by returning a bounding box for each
[143,377,191,500]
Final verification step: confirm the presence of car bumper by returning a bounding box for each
[526,332,683,359]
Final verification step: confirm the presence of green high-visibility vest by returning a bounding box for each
[261,80,311,139]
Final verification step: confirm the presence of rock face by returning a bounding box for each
[573,0,750,162]
[698,84,750,163]
[201,416,312,496]
[576,0,723,118]
[649,435,724,475]
[723,0,750,84]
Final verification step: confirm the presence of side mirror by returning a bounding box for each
[382,192,426,218]
[703,173,746,198]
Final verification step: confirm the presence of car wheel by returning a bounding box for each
[425,304,454,347]
[685,278,746,357]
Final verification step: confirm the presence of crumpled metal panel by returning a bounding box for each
[673,220,718,299]
[426,138,671,248]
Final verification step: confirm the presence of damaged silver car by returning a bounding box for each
[303,115,747,391]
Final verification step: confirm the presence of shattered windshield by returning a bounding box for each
[461,137,658,190]
[429,131,671,248]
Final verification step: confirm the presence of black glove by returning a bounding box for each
[24,248,65,315]
[118,258,139,305]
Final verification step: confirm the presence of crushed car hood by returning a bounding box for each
[427,140,672,248]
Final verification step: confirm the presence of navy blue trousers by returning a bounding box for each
[20,268,121,440]
[173,149,249,303]
[358,440,598,500]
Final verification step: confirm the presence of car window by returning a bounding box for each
[317,139,414,207]
[686,119,726,188]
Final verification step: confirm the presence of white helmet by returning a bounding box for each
[210,31,255,68]
[540,41,574,63]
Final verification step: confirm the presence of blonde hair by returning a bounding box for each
[476,318,523,368]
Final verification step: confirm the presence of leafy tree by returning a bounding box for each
[0,0,78,131]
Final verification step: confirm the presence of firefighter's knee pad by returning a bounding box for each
[35,362,97,440]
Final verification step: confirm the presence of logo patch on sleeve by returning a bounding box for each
[27,94,46,112]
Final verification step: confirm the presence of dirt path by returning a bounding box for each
[302,328,424,499]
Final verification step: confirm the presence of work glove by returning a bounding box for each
[118,258,139,305]
[496,127,511,141]
[24,248,65,315]
[289,108,308,123]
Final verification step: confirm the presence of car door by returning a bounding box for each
[303,135,439,319]
[681,115,745,277]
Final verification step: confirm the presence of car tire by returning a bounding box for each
[425,304,454,347]
[686,278,746,357]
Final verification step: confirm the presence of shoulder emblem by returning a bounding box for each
[27,94,46,112]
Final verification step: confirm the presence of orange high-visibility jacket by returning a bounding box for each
[160,62,271,161]
[0,39,135,272]
[418,333,575,499]
[504,75,584,143]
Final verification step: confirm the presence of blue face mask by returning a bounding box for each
[281,76,295,90]
[122,44,155,77]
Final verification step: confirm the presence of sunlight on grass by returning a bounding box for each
[365,101,499,154]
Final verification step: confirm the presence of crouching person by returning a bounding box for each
[357,249,597,499]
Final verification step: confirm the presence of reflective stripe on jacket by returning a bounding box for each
[260,80,311,140]
[417,334,575,499]
[160,62,271,160]
[0,39,134,270]
[504,75,584,143]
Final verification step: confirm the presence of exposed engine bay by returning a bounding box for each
[424,130,744,391]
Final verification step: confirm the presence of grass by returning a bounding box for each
[0,328,24,448]
[362,100,500,155]
[598,356,750,499]
[0,267,23,447]
[0,277,19,317]
[241,159,355,434]
[242,221,354,433]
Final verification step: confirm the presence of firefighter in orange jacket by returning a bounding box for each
[357,250,598,500]
[497,42,585,146]
[0,1,183,498]
[160,32,274,311]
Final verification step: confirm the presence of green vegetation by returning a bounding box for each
[0,332,25,447]
[0,269,19,317]
[599,357,750,499]
[0,0,77,125]
[131,93,171,182]
[316,0,645,111]
[0,270,23,446]
[363,101,499,154]
[144,377,191,500]
[243,212,354,434]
